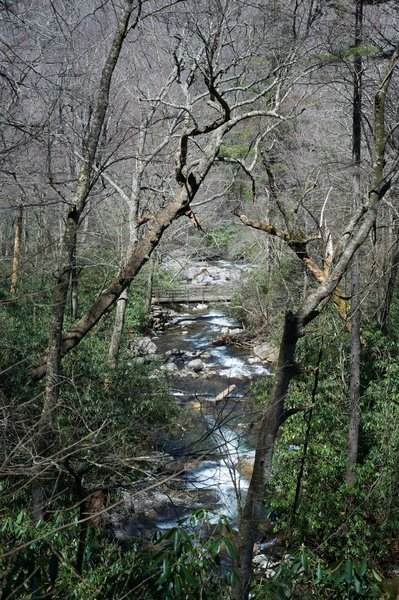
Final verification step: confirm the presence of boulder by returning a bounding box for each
[229,328,243,335]
[163,458,201,474]
[186,358,205,372]
[253,341,279,364]
[133,336,157,356]
[161,362,179,372]
[165,348,183,358]
[248,356,261,364]
[236,457,255,480]
[194,303,208,310]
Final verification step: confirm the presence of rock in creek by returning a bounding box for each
[186,358,205,372]
[252,341,279,364]
[236,457,255,480]
[131,336,158,356]
[115,486,220,538]
[220,326,243,336]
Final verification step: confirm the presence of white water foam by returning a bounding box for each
[186,416,254,520]
[210,349,270,378]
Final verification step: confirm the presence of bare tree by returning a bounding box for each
[232,46,399,600]
[30,0,302,379]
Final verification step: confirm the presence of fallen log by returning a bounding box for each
[212,384,236,403]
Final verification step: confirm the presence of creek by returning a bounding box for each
[149,305,271,528]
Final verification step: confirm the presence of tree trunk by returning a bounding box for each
[234,311,302,600]
[108,289,128,368]
[108,190,139,367]
[70,247,79,320]
[42,0,136,423]
[347,254,361,484]
[379,225,399,331]
[146,255,155,314]
[346,0,363,485]
[233,48,397,596]
[10,203,23,295]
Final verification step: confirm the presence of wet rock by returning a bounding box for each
[248,356,261,364]
[177,369,189,378]
[236,457,255,480]
[194,303,208,310]
[129,486,220,526]
[132,336,158,356]
[252,554,278,577]
[186,358,205,372]
[253,341,279,364]
[112,516,148,542]
[161,362,179,372]
[165,348,184,358]
[163,458,201,474]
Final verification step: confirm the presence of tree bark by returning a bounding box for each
[346,0,363,485]
[379,225,399,331]
[42,0,137,425]
[108,177,140,367]
[70,247,79,320]
[108,289,128,368]
[233,49,398,598]
[146,255,155,314]
[234,311,303,599]
[10,203,23,295]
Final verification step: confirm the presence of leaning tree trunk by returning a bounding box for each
[42,0,136,426]
[234,311,303,599]
[232,48,398,597]
[35,0,137,522]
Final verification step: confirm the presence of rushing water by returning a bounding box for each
[153,305,271,526]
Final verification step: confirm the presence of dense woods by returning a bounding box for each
[1,0,399,598]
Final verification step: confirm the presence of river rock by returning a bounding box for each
[161,362,179,372]
[236,457,255,480]
[165,348,184,358]
[248,356,261,364]
[163,458,201,474]
[186,358,205,372]
[187,400,202,410]
[133,336,158,356]
[253,341,279,363]
[252,554,277,577]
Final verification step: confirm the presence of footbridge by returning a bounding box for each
[152,284,236,304]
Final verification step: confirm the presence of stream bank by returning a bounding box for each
[107,297,287,574]
[118,303,279,544]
